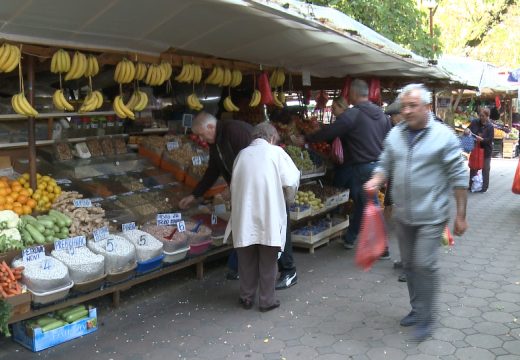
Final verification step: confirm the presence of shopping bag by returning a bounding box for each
[512,158,520,194]
[331,137,343,165]
[441,226,454,246]
[471,170,483,192]
[468,140,484,170]
[355,192,387,271]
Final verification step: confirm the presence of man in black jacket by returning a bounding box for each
[469,108,494,193]
[179,113,298,289]
[299,79,391,249]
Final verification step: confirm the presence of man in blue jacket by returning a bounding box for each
[365,84,468,341]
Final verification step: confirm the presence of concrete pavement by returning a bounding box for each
[1,158,520,359]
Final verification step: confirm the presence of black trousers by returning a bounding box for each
[278,206,296,275]
[469,156,491,191]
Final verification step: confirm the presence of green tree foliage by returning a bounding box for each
[311,0,441,58]
[437,0,520,68]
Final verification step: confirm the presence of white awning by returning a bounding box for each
[0,0,450,80]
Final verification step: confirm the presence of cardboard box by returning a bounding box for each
[12,308,98,352]
[6,291,31,320]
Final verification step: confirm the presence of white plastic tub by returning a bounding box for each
[163,247,189,264]
[29,281,74,306]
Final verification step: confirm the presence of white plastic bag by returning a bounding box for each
[471,170,483,193]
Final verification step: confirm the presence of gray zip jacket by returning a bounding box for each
[375,114,467,225]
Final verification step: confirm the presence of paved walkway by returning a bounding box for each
[2,158,520,360]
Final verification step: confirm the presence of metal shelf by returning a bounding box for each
[0,111,117,120]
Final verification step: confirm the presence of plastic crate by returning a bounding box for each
[136,254,164,275]
[188,240,212,256]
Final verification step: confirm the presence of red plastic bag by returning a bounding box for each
[468,140,484,170]
[512,158,520,194]
[368,78,381,104]
[441,226,454,246]
[355,193,387,271]
[258,72,274,105]
[495,95,501,110]
[340,77,351,102]
[331,137,343,165]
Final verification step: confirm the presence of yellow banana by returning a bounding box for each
[84,55,99,77]
[117,96,135,119]
[79,92,97,112]
[272,91,284,108]
[278,91,286,104]
[214,67,225,86]
[1,45,20,73]
[276,69,285,88]
[161,62,172,81]
[125,92,139,111]
[205,66,218,84]
[51,49,70,73]
[53,89,74,111]
[175,63,189,83]
[64,52,86,80]
[222,68,232,87]
[12,93,38,117]
[249,90,261,107]
[93,91,103,109]
[224,96,239,112]
[193,65,202,84]
[134,91,149,111]
[230,69,242,87]
[187,94,203,111]
[134,62,147,81]
[0,44,10,71]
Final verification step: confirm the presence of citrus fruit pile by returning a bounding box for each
[18,174,62,212]
[0,175,36,215]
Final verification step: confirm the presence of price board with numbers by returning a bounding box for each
[166,141,179,151]
[121,222,136,232]
[93,226,109,242]
[157,213,182,226]
[73,199,92,208]
[55,236,86,251]
[176,221,186,232]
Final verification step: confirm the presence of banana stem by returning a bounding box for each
[88,76,93,94]
[253,72,256,91]
[59,72,63,90]
[18,58,23,93]
[119,83,123,97]
[228,86,231,97]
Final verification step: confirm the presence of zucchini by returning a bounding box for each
[20,228,33,244]
[45,235,54,243]
[53,225,61,234]
[60,228,69,237]
[43,228,53,237]
[36,217,55,229]
[64,309,89,323]
[48,212,66,228]
[41,320,67,332]
[50,209,72,227]
[59,305,86,320]
[56,305,81,317]
[36,316,56,327]
[25,223,45,244]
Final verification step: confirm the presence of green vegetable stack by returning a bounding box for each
[26,304,90,332]
[19,210,72,246]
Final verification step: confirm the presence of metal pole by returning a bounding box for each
[27,55,37,190]
[429,8,434,53]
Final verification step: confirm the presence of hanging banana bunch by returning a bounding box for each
[249,90,261,108]
[272,91,284,108]
[230,69,243,88]
[269,68,285,88]
[187,93,203,111]
[84,55,100,77]
[144,64,170,86]
[134,62,147,81]
[0,43,21,73]
[114,58,136,84]
[12,47,38,117]
[223,92,240,112]
[113,94,135,120]
[77,91,103,113]
[205,66,224,86]
[50,49,71,74]
[125,90,149,112]
[64,51,87,81]
[52,89,74,111]
[175,63,202,84]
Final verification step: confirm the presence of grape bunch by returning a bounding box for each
[285,146,313,171]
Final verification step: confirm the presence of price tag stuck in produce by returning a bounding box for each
[93,226,109,242]
[167,141,179,151]
[106,238,114,252]
[211,214,218,225]
[138,235,147,246]
[192,156,202,166]
[73,199,92,208]
[55,236,87,252]
[41,259,52,270]
[176,221,186,232]
[157,213,182,226]
[121,222,136,232]
[22,245,45,263]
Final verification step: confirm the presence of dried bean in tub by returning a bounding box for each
[120,229,163,262]
[88,235,136,274]
[13,256,71,293]
[51,247,105,283]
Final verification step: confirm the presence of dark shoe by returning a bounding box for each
[413,322,433,342]
[398,273,407,282]
[275,272,297,290]
[343,242,355,250]
[239,298,253,310]
[259,300,280,313]
[393,261,403,269]
[226,270,239,280]
[380,249,390,260]
[479,189,487,193]
[400,311,418,327]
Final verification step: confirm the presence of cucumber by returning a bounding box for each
[43,228,53,237]
[20,228,33,244]
[21,216,45,233]
[56,305,84,318]
[48,212,66,228]
[36,217,55,229]
[60,305,86,320]
[50,209,72,227]
[64,309,89,323]
[41,320,67,332]
[60,228,69,237]
[45,235,54,243]
[25,223,45,244]
[53,225,60,234]
[36,316,56,327]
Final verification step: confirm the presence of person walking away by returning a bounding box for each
[297,79,391,250]
[364,84,468,341]
[468,108,494,193]
[224,122,300,312]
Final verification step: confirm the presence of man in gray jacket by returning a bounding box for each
[365,84,468,341]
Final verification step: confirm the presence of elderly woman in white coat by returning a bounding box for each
[224,122,300,312]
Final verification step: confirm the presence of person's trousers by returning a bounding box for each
[469,156,491,191]
[236,245,279,308]
[278,206,295,275]
[394,219,445,325]
[344,162,378,245]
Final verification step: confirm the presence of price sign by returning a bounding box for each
[121,222,136,232]
[176,221,186,233]
[41,258,52,270]
[73,199,92,208]
[93,226,109,242]
[106,238,115,252]
[91,197,103,203]
[22,245,45,262]
[192,156,202,166]
[156,213,182,226]
[138,235,147,246]
[55,236,87,251]
[67,246,75,255]
[167,141,179,151]
[211,214,218,225]
[55,178,72,185]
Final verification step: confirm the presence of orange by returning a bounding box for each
[26,198,36,208]
[0,182,6,189]
[19,189,29,197]
[13,207,23,216]
[12,201,21,208]
[10,181,20,188]
[22,205,31,215]
[0,176,9,182]
[4,203,13,210]
[5,196,14,204]
[4,187,11,195]
[16,195,28,205]
[0,198,5,206]
[10,192,18,201]
[0,188,7,197]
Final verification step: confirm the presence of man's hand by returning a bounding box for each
[364,172,385,194]
[179,195,196,210]
[453,215,468,236]
[476,135,483,141]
